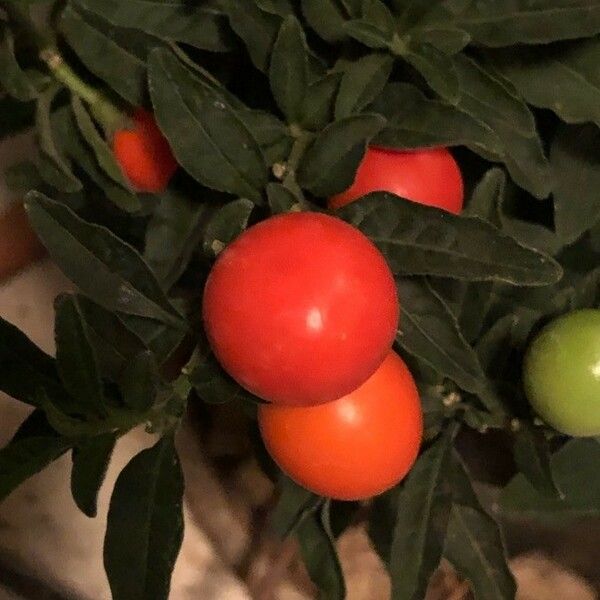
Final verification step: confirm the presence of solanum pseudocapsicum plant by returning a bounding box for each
[0,1,599,598]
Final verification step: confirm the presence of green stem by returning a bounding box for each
[282,130,313,199]
[2,1,124,133]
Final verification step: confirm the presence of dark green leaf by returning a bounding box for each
[148,48,268,204]
[36,85,82,193]
[367,485,401,565]
[52,106,141,213]
[144,191,208,289]
[297,114,385,197]
[257,0,294,17]
[4,161,44,193]
[202,198,254,258]
[0,411,72,503]
[0,23,48,101]
[390,428,455,600]
[71,433,116,517]
[76,297,148,381]
[119,351,160,412]
[396,278,487,394]
[77,0,233,52]
[301,73,342,131]
[0,316,62,408]
[221,0,281,71]
[452,54,553,199]
[55,294,107,417]
[60,3,157,105]
[269,16,309,123]
[270,476,319,538]
[410,26,470,55]
[444,505,516,600]
[551,124,600,245]
[372,83,501,153]
[490,39,600,127]
[335,53,393,119]
[360,0,396,35]
[70,96,128,186]
[25,192,184,327]
[104,436,184,600]
[267,182,303,213]
[437,0,600,46]
[296,501,346,600]
[336,194,563,286]
[464,168,505,222]
[501,438,600,522]
[343,20,393,48]
[401,41,460,103]
[513,423,561,497]
[301,0,349,42]
[237,109,293,166]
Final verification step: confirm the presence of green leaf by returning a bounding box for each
[70,96,128,187]
[55,295,107,417]
[148,48,268,204]
[0,23,48,101]
[188,339,259,405]
[336,194,563,286]
[0,411,72,503]
[389,428,456,600]
[221,0,281,71]
[119,351,160,412]
[344,20,393,48]
[439,0,600,46]
[464,168,505,222]
[0,316,62,408]
[202,199,254,258]
[270,476,319,538]
[296,501,346,600]
[237,109,293,166]
[360,0,396,34]
[301,0,349,42]
[60,3,157,106]
[104,436,184,600]
[335,53,393,120]
[25,192,184,327]
[301,73,342,131]
[410,26,470,55]
[73,307,144,389]
[396,278,487,394]
[401,41,460,103]
[501,438,600,522]
[367,485,401,565]
[444,504,516,600]
[452,54,553,199]
[490,39,600,128]
[513,423,561,498]
[144,190,208,289]
[269,16,309,123]
[71,433,116,518]
[35,85,82,193]
[371,83,501,153]
[267,182,304,213]
[77,0,233,52]
[51,107,141,213]
[297,114,385,197]
[551,124,600,245]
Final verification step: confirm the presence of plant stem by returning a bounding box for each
[2,1,125,133]
[282,130,313,200]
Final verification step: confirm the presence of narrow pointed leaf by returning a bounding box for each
[104,436,184,600]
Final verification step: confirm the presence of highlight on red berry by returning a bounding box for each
[202,212,399,407]
[258,351,423,500]
[329,146,464,214]
[112,108,178,193]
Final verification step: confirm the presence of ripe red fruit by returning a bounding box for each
[258,351,423,500]
[329,146,464,214]
[202,212,399,406]
[112,108,177,193]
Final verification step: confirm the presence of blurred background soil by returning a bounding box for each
[0,131,598,599]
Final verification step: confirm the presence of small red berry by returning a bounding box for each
[112,108,177,193]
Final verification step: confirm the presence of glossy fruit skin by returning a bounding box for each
[523,309,600,437]
[329,146,464,214]
[112,108,177,193]
[258,352,423,500]
[0,203,45,282]
[202,212,399,406]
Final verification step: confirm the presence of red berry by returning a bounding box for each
[112,108,177,193]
